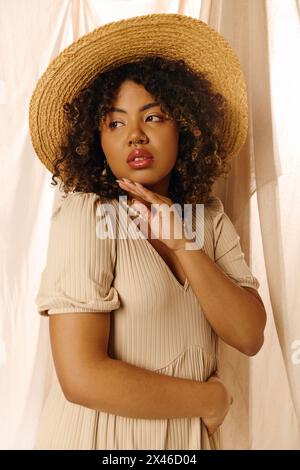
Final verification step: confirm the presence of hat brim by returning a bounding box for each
[29,13,248,174]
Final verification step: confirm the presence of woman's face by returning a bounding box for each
[99,80,179,197]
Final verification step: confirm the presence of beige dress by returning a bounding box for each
[34,192,260,450]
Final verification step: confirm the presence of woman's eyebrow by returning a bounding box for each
[108,102,160,114]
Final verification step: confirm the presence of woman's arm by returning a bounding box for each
[49,312,230,420]
[173,247,267,356]
[75,355,228,420]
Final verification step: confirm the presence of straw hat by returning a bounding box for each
[29,13,248,174]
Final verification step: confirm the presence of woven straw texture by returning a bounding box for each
[29,13,248,174]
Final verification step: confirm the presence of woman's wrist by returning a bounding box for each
[203,378,230,419]
[193,380,221,419]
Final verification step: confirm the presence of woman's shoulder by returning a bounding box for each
[52,191,117,219]
[50,192,119,244]
[204,195,224,214]
[195,195,225,227]
[56,190,102,206]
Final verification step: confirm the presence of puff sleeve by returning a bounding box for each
[211,197,260,290]
[35,192,120,316]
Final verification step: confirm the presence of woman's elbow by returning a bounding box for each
[58,380,82,405]
[62,376,96,407]
[243,304,267,356]
[55,367,95,406]
[242,333,265,357]
[63,387,80,405]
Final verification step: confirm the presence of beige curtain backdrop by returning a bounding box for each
[0,0,299,450]
[203,0,300,449]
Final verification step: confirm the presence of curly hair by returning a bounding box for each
[51,55,232,207]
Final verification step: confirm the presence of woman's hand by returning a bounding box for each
[116,178,191,252]
[202,372,233,437]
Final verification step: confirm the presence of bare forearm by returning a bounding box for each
[70,357,219,420]
[173,248,266,355]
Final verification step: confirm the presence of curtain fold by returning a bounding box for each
[0,0,101,450]
[202,0,300,449]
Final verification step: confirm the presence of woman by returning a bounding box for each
[29,13,266,450]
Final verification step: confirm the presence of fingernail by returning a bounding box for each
[122,178,132,183]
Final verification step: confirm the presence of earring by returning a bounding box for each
[101,158,108,176]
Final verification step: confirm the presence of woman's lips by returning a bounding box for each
[127,157,154,169]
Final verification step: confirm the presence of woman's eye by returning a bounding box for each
[108,115,164,129]
[108,121,123,129]
[146,114,164,122]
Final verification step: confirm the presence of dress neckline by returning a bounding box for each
[116,199,190,293]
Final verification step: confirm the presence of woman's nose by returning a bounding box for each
[129,135,147,144]
[129,133,148,145]
[128,122,149,145]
